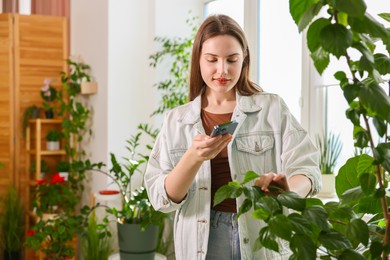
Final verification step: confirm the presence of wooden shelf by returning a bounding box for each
[28,150,66,155]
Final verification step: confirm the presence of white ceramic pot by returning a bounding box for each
[59,172,69,181]
[46,141,60,150]
[318,174,336,198]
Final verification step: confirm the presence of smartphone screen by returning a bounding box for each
[210,120,238,137]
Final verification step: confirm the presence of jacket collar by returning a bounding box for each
[180,92,262,125]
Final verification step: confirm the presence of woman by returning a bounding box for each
[144,14,321,260]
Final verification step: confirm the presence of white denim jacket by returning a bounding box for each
[144,92,321,260]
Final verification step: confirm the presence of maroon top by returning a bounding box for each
[201,109,236,213]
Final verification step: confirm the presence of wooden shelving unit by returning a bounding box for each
[25,119,68,260]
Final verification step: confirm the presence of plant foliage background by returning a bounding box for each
[216,0,389,259]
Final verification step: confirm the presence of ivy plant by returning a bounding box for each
[216,0,390,259]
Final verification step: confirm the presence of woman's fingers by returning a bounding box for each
[191,134,232,161]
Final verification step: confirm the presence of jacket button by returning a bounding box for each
[233,174,237,180]
[243,238,249,244]
[199,187,208,190]
[198,219,207,223]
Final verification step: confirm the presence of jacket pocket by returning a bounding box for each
[169,149,187,167]
[234,134,275,175]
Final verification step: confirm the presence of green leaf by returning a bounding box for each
[237,199,252,217]
[277,191,306,211]
[307,18,331,52]
[255,196,282,216]
[252,208,270,220]
[373,53,390,75]
[349,13,390,39]
[310,46,330,74]
[242,171,259,185]
[360,82,390,122]
[319,230,352,250]
[359,172,377,196]
[290,234,317,259]
[213,184,241,207]
[320,24,352,58]
[356,196,383,214]
[346,219,369,247]
[373,143,390,173]
[340,186,364,205]
[268,215,292,241]
[334,0,366,17]
[372,117,387,137]
[336,157,360,197]
[289,0,321,32]
[302,206,330,231]
[339,248,366,260]
[378,13,390,22]
[288,213,314,236]
[258,226,279,252]
[343,83,361,103]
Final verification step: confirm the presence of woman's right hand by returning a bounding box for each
[189,134,233,162]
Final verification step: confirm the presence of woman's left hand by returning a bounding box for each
[254,172,290,196]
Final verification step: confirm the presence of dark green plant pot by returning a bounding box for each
[4,250,21,260]
[117,223,158,260]
[45,110,54,119]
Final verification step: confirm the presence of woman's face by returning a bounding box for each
[199,35,244,96]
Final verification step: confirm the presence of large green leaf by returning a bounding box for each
[307,18,331,52]
[356,196,383,214]
[237,199,252,217]
[336,156,360,197]
[343,83,361,104]
[255,196,282,216]
[320,24,353,58]
[349,13,390,39]
[378,13,390,22]
[360,82,390,122]
[373,53,390,75]
[258,226,279,252]
[290,234,317,259]
[319,230,352,250]
[346,219,369,247]
[213,183,242,207]
[340,186,364,205]
[359,172,377,196]
[288,213,314,236]
[268,214,293,241]
[289,0,321,32]
[302,206,330,231]
[277,191,306,211]
[252,208,270,220]
[325,203,356,223]
[334,0,366,17]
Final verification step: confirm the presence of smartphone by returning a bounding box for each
[210,120,238,137]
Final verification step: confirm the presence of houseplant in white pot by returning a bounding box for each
[46,129,62,151]
[316,131,343,198]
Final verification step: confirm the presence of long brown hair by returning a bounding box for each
[189,14,261,101]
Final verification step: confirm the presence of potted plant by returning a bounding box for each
[30,159,50,180]
[40,79,57,119]
[22,105,40,137]
[215,0,390,259]
[55,160,70,181]
[0,185,24,260]
[316,131,343,198]
[25,212,83,260]
[31,173,78,217]
[46,129,62,151]
[88,129,168,260]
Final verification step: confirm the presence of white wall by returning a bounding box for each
[71,0,203,195]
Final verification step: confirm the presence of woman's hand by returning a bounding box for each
[254,172,290,196]
[189,134,232,162]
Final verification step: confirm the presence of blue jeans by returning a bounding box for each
[206,210,241,260]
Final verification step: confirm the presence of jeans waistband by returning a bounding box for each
[210,209,238,227]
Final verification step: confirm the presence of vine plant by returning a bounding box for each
[216,0,389,259]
